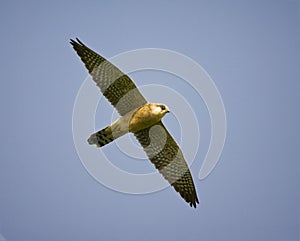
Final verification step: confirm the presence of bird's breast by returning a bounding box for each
[128,105,162,132]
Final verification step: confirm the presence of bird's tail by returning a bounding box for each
[88,126,115,147]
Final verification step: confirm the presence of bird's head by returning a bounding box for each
[151,103,170,118]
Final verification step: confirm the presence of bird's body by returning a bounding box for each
[71,38,199,208]
[88,103,170,147]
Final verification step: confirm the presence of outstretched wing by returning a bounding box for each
[70,38,147,116]
[134,121,199,208]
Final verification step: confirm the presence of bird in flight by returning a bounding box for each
[70,38,199,208]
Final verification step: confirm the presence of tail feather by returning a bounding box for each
[88,126,114,147]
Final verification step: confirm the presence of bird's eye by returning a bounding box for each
[160,105,166,110]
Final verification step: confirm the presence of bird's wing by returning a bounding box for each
[134,121,199,208]
[70,38,147,116]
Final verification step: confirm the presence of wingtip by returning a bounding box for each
[76,37,84,45]
[69,38,77,48]
[70,38,85,47]
[188,193,199,208]
[190,199,199,208]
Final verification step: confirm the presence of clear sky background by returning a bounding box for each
[0,1,299,241]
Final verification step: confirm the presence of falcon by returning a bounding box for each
[70,38,199,208]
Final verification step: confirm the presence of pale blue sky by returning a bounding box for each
[0,1,299,241]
